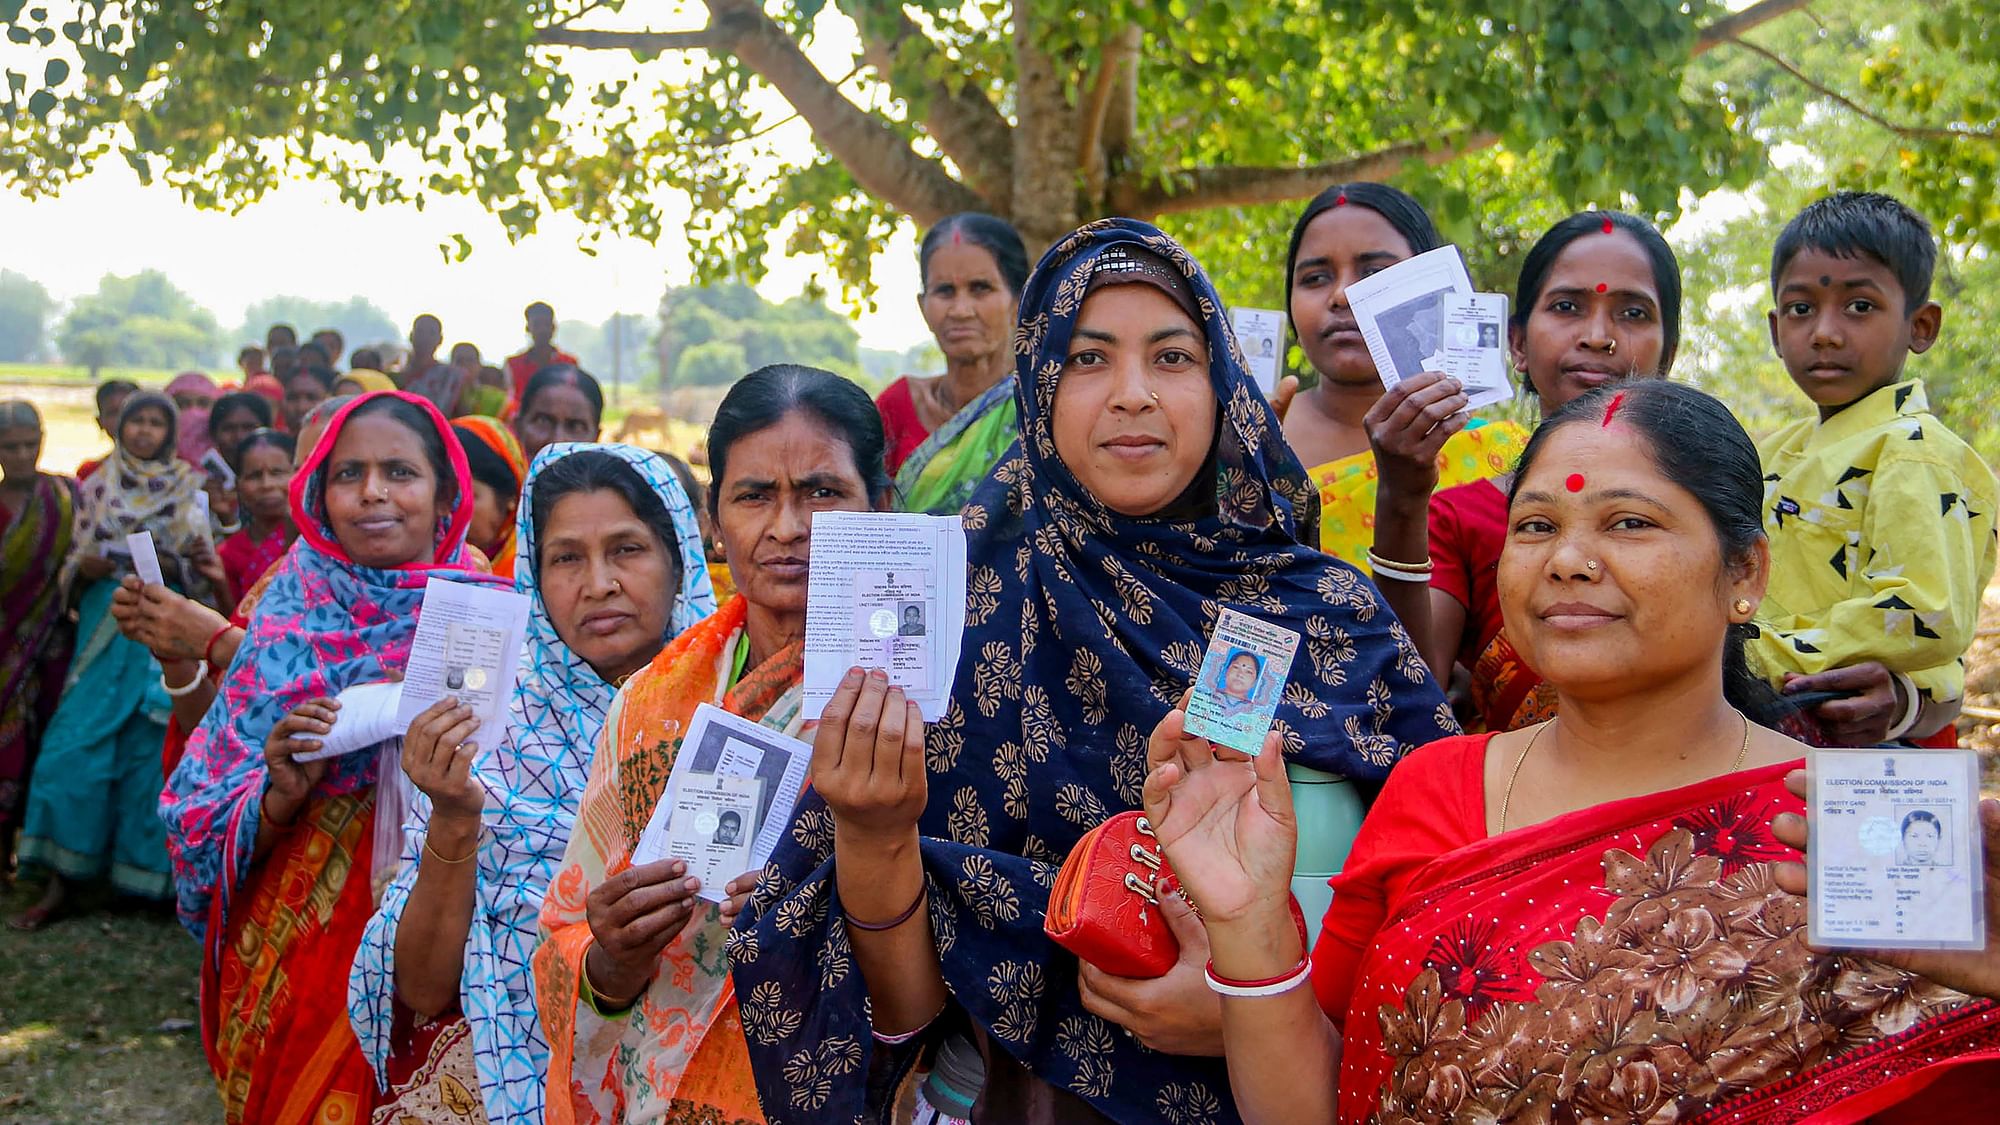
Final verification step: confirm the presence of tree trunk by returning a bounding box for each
[1009,5,1081,254]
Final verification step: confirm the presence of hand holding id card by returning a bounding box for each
[1181,608,1301,756]
[1809,748,1987,950]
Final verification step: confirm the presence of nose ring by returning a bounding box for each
[1605,339,1617,356]
[1149,392,1160,404]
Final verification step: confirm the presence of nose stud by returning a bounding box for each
[1585,560,1599,571]
[1149,392,1160,405]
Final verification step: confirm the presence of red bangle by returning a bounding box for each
[203,622,235,667]
[1203,894,1313,989]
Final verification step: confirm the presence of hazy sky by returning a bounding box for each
[0,4,934,360]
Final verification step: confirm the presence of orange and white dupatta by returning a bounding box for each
[533,595,805,1125]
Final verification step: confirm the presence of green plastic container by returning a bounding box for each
[1289,762,1365,946]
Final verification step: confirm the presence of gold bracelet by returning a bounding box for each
[422,834,478,865]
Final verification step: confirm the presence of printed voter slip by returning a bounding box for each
[394,578,531,758]
[1182,608,1301,756]
[1344,245,1514,411]
[199,447,236,490]
[1808,747,1986,950]
[632,703,812,902]
[803,511,966,722]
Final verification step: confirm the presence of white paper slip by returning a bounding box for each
[1436,293,1515,410]
[1809,747,1986,951]
[1182,608,1302,756]
[1343,245,1476,390]
[125,531,165,588]
[803,511,967,722]
[200,447,237,490]
[291,680,406,762]
[395,578,532,756]
[1229,307,1286,397]
[631,703,814,899]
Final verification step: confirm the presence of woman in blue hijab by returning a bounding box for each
[733,219,1456,1123]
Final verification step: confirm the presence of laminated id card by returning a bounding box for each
[1808,748,1986,950]
[1181,608,1301,756]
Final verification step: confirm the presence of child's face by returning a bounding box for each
[97,391,132,439]
[1768,247,1941,416]
[120,405,171,461]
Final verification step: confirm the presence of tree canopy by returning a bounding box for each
[236,295,400,353]
[0,268,53,361]
[6,1,1995,305]
[658,281,861,387]
[55,270,218,376]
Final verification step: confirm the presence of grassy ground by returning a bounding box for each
[0,364,177,387]
[0,881,217,1124]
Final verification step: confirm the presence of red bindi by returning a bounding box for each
[1335,194,1347,206]
[1566,473,1587,493]
[1601,218,1614,234]
[1595,283,1608,293]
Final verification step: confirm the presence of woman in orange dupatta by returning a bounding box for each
[1149,382,1999,1125]
[534,363,894,1124]
[161,392,506,1125]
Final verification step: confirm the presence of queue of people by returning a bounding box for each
[0,186,1997,1124]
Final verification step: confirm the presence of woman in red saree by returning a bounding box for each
[1146,381,2000,1123]
[160,392,507,1125]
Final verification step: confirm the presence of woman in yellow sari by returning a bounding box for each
[1278,183,1525,570]
[533,363,895,1124]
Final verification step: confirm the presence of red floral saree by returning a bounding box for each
[1315,735,2000,1124]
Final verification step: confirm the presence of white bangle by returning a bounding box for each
[1883,671,1923,742]
[1365,549,1434,583]
[1368,566,1431,585]
[1204,958,1313,998]
[161,660,210,697]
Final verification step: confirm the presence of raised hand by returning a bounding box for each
[1773,768,2000,999]
[1364,371,1469,500]
[812,668,927,847]
[401,699,486,823]
[584,858,703,1006]
[1271,374,1301,424]
[1782,664,1897,746]
[111,576,230,663]
[261,697,334,826]
[1141,694,1296,927]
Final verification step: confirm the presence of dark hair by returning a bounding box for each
[525,300,554,319]
[706,364,890,517]
[350,348,384,371]
[212,391,274,432]
[287,365,337,395]
[1902,809,1942,836]
[1283,182,1444,313]
[1771,191,1936,313]
[336,394,459,513]
[520,364,605,425]
[235,428,296,464]
[453,424,522,498]
[117,392,177,461]
[1509,381,1791,728]
[270,345,300,373]
[267,324,298,347]
[95,379,139,412]
[298,341,332,367]
[919,213,1031,297]
[1513,211,1683,390]
[659,451,707,515]
[237,345,265,365]
[313,327,344,348]
[528,450,682,578]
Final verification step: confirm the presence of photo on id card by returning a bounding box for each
[851,569,933,692]
[1808,747,1986,950]
[1182,608,1301,756]
[664,773,762,901]
[441,620,505,714]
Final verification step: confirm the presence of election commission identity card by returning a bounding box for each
[1181,608,1301,756]
[1809,748,1986,950]
[1436,292,1514,410]
[1228,306,1286,397]
[632,704,813,902]
[654,773,762,901]
[852,568,934,693]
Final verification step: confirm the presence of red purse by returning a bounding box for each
[1043,811,1182,978]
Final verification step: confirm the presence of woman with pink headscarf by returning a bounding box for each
[165,372,220,465]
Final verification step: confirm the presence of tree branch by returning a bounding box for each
[1725,36,1996,140]
[847,1,1012,202]
[1111,134,1498,217]
[533,26,735,51]
[1077,24,1142,204]
[702,0,983,223]
[1693,0,1815,56]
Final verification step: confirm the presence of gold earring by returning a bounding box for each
[1733,597,1754,617]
